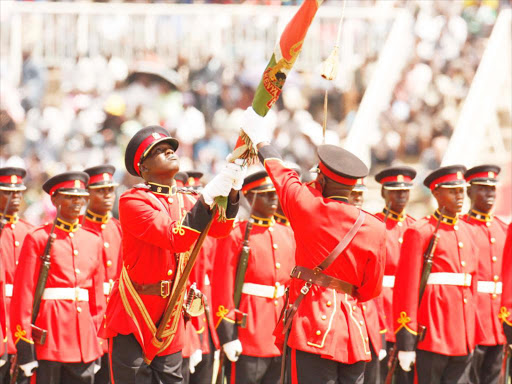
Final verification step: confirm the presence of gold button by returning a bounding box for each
[365,337,369,342]
[327,301,332,307]
[11,224,16,229]
[268,227,274,232]
[14,241,20,247]
[167,269,173,276]
[492,294,497,299]
[321,315,327,320]
[490,237,496,244]
[107,260,112,267]
[275,282,281,287]
[104,242,110,248]
[397,222,403,227]
[109,279,114,284]
[15,261,18,266]
[168,198,173,203]
[463,298,467,304]
[101,224,106,229]
[398,238,403,244]
[69,233,74,238]
[492,256,497,262]
[275,262,281,269]
[458,242,463,248]
[486,222,491,227]
[273,244,278,250]
[77,307,82,313]
[494,275,499,282]
[359,320,364,325]
[274,300,279,306]
[316,330,321,336]
[73,250,78,256]
[75,268,80,274]
[461,261,466,267]
[454,225,459,231]
[352,305,357,311]
[362,305,367,311]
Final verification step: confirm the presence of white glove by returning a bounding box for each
[398,351,416,372]
[0,359,5,368]
[242,106,271,148]
[201,165,238,205]
[223,339,242,362]
[189,349,203,374]
[93,357,101,374]
[230,159,248,191]
[378,349,387,361]
[20,360,39,377]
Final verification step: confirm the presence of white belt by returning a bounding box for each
[103,282,112,296]
[5,284,13,298]
[382,275,395,288]
[427,273,472,287]
[477,281,502,294]
[242,282,286,299]
[42,288,89,301]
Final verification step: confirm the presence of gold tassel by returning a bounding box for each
[321,46,339,81]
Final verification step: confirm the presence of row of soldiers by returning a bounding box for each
[0,114,511,384]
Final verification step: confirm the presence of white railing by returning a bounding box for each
[344,9,414,167]
[0,1,400,86]
[441,9,512,167]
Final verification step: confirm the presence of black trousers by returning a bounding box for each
[36,359,96,384]
[95,353,111,384]
[470,344,503,384]
[416,350,472,384]
[109,333,183,384]
[228,355,281,384]
[286,348,365,384]
[379,342,414,384]
[190,334,216,384]
[363,346,380,384]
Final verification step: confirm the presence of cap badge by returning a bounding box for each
[11,175,17,183]
[457,171,463,180]
[75,180,81,188]
[188,178,196,186]
[152,133,162,139]
[397,175,404,182]
[489,171,495,178]
[157,186,162,193]
[103,173,110,181]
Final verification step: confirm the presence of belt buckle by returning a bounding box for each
[273,285,279,299]
[75,288,80,301]
[300,282,312,295]
[160,281,171,298]
[464,273,470,287]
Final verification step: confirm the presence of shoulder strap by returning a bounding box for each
[318,210,366,271]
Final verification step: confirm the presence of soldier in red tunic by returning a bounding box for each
[461,165,508,384]
[212,170,296,384]
[0,167,33,382]
[83,164,123,384]
[501,224,512,344]
[11,171,105,383]
[393,165,477,383]
[241,107,386,384]
[101,126,244,384]
[374,166,417,384]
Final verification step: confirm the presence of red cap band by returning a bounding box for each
[88,173,113,185]
[429,172,464,191]
[133,133,168,175]
[49,180,86,196]
[0,175,22,184]
[466,171,498,183]
[380,175,412,184]
[242,177,274,193]
[318,162,357,186]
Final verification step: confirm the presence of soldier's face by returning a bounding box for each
[51,193,86,222]
[433,187,465,216]
[383,189,410,213]
[349,191,364,208]
[468,184,496,213]
[140,142,179,178]
[88,186,115,216]
[248,191,278,219]
[0,190,22,215]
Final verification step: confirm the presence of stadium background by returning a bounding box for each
[0,0,510,224]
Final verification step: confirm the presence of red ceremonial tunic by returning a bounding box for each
[501,224,512,328]
[359,299,382,354]
[0,252,6,356]
[212,220,295,357]
[0,216,33,354]
[258,146,385,364]
[189,236,220,354]
[102,186,237,358]
[374,211,415,343]
[10,224,105,363]
[82,214,122,353]
[393,215,477,356]
[461,213,507,346]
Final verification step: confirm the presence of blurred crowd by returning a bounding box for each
[0,0,504,224]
